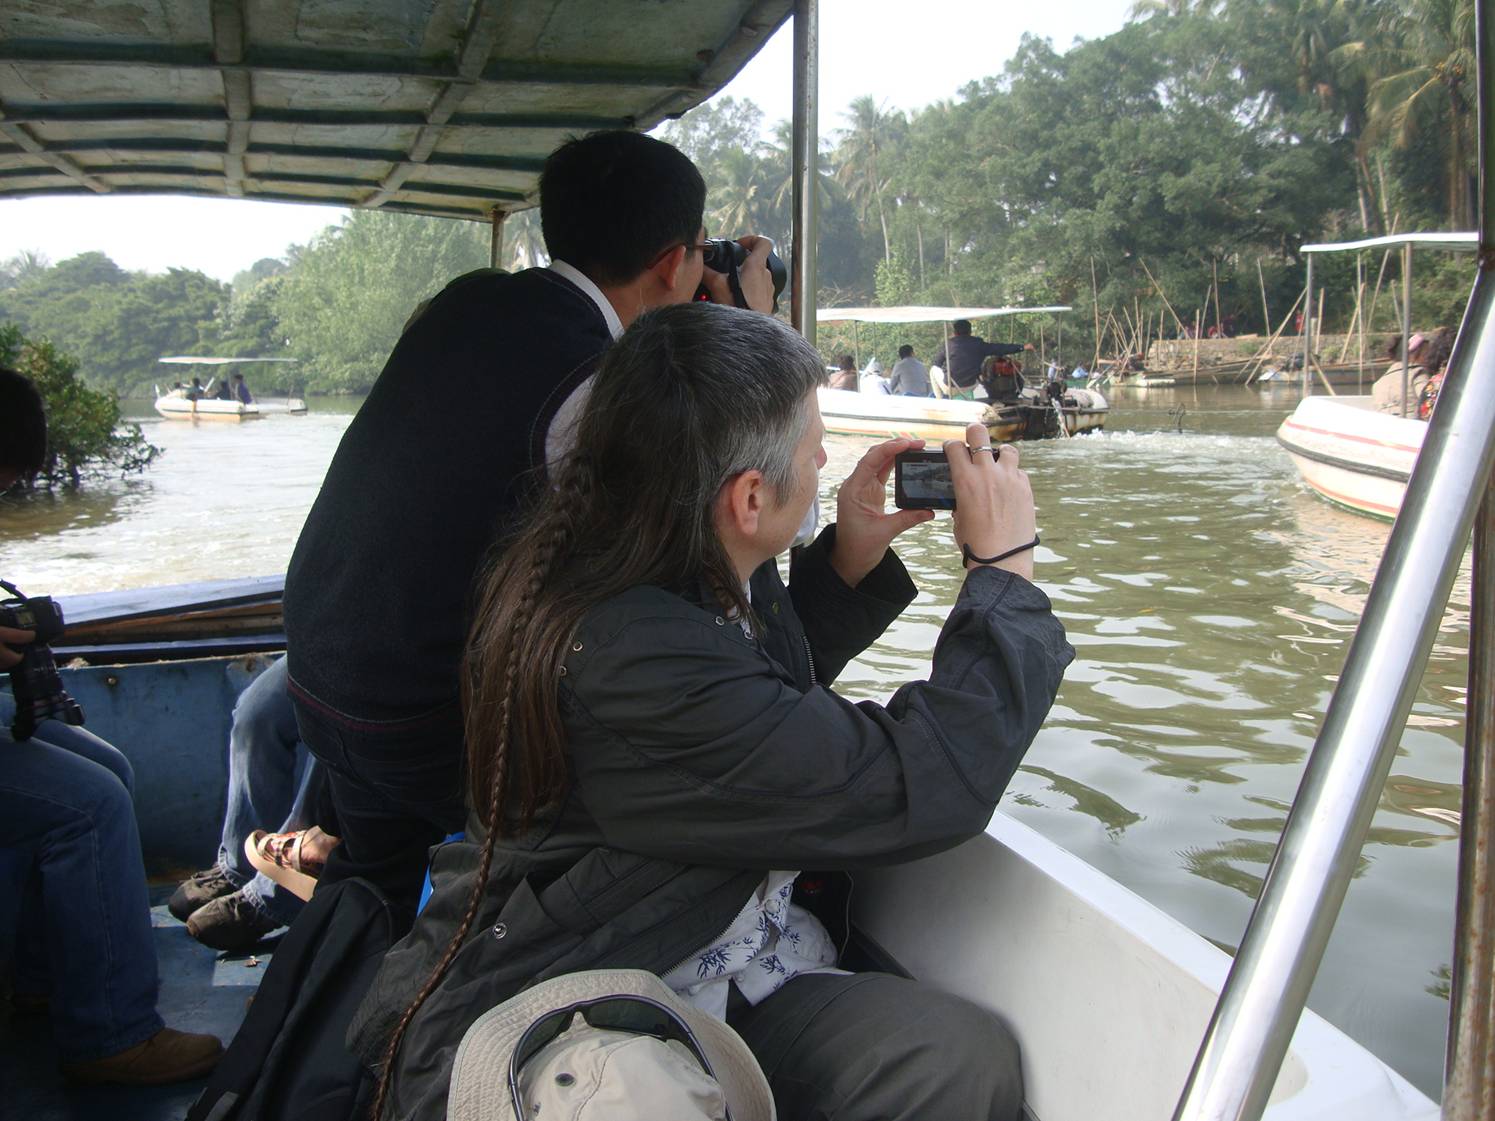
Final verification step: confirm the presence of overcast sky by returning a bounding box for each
[0,0,1134,283]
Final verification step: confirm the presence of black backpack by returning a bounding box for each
[188,878,401,1121]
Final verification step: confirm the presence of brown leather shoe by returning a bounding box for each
[62,1027,223,1085]
[186,889,281,952]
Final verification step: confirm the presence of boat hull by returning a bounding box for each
[1276,396,1422,520]
[154,396,262,421]
[818,386,1107,443]
[856,816,1438,1121]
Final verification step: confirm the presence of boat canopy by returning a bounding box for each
[0,0,793,222]
[817,305,1071,324]
[1300,232,1479,255]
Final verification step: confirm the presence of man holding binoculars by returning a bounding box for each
[283,130,783,921]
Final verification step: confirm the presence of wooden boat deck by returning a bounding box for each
[3,885,269,1121]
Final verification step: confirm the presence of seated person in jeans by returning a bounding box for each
[0,366,222,1084]
[169,654,334,951]
[352,304,1073,1121]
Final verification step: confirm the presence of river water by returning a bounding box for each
[0,384,1467,1100]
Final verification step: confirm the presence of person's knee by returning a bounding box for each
[902,989,1024,1120]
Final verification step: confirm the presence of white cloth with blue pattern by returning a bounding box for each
[660,870,845,1019]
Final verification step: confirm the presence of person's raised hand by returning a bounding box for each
[830,437,935,587]
[701,235,775,314]
[0,623,35,671]
[945,422,1037,581]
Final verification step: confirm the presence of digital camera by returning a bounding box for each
[694,237,789,312]
[1,582,85,741]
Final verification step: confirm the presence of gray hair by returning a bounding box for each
[578,302,826,514]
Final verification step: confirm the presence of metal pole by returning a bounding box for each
[1402,242,1413,417]
[1443,2,1495,1114]
[790,0,819,345]
[1302,255,1314,397]
[1446,484,1495,1120]
[489,208,507,269]
[1172,268,1495,1121]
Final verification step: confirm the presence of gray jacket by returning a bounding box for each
[350,527,1073,1120]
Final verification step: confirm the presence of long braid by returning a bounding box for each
[368,464,590,1120]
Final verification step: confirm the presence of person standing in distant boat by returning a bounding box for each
[232,372,253,405]
[930,320,1032,400]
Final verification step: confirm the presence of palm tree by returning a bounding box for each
[1356,0,1476,228]
[835,96,904,264]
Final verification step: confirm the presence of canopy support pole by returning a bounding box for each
[489,208,507,270]
[790,0,819,345]
[1402,243,1414,417]
[1302,254,1313,398]
[1444,1,1495,1114]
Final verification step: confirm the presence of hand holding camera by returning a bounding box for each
[1,580,86,740]
[696,235,786,314]
[893,424,1038,580]
[830,437,937,587]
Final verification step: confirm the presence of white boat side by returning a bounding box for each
[1275,396,1425,520]
[856,812,1438,1121]
[817,386,1109,442]
[154,394,262,421]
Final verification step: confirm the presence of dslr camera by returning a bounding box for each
[694,238,788,313]
[1,581,85,741]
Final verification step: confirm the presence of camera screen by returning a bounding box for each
[900,460,955,505]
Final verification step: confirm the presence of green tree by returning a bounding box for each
[1356,0,1476,227]
[0,324,161,490]
[834,97,905,265]
[273,210,490,392]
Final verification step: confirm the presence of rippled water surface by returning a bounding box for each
[1,386,1467,1098]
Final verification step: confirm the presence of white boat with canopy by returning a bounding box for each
[154,356,307,422]
[1276,232,1479,519]
[816,305,1108,442]
[6,3,1495,1121]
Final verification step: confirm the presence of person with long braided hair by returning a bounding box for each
[351,303,1073,1121]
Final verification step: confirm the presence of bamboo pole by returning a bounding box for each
[1243,286,1307,384]
[1090,257,1102,370]
[1212,259,1224,339]
[1140,259,1187,334]
[1193,309,1202,381]
[1257,259,1271,337]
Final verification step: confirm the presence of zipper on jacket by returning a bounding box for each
[661,891,762,979]
[801,634,817,687]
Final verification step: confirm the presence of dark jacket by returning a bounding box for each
[350,529,1073,1120]
[284,267,609,720]
[932,334,1025,388]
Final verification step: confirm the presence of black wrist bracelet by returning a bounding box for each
[962,534,1040,567]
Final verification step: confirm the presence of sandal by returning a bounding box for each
[245,826,339,902]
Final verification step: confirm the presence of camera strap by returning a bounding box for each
[723,256,749,310]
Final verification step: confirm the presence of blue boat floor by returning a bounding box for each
[2,883,276,1121]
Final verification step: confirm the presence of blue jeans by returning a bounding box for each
[214,655,319,926]
[0,700,165,1061]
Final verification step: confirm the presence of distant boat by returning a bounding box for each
[818,384,1108,442]
[154,355,306,422]
[154,389,262,421]
[1276,395,1423,520]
